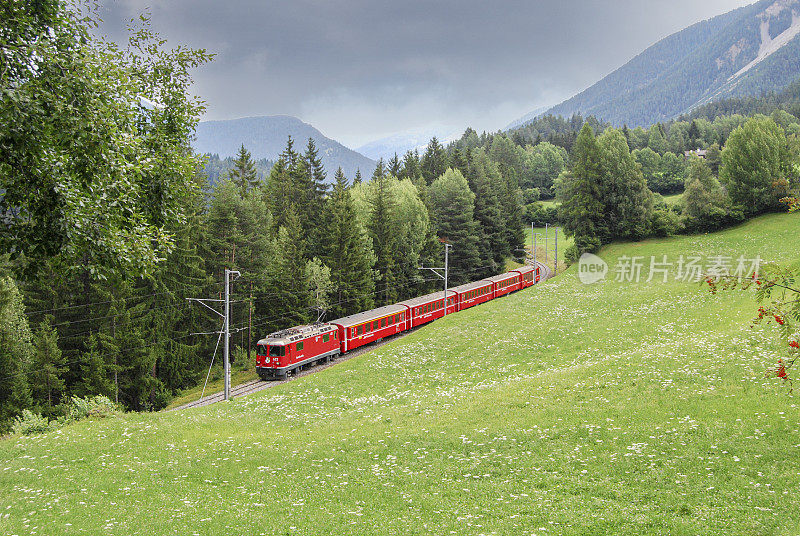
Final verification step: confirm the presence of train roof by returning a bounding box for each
[484,271,520,283]
[256,323,335,346]
[397,290,456,308]
[329,303,407,328]
[511,264,536,274]
[450,279,493,293]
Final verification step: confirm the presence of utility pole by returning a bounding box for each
[544,223,549,264]
[188,268,240,401]
[247,281,252,363]
[223,269,240,401]
[420,241,452,316]
[554,227,558,274]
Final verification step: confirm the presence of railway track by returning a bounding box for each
[171,260,553,412]
[170,327,419,411]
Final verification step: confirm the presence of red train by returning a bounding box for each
[256,263,543,380]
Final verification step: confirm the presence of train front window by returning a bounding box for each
[268,345,285,357]
[257,344,268,356]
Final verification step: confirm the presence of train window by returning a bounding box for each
[257,344,267,356]
[297,341,304,351]
[380,318,385,328]
[358,325,363,335]
[268,345,285,357]
[333,331,337,339]
[323,334,329,343]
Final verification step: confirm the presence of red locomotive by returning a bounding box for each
[255,263,547,379]
[256,323,339,379]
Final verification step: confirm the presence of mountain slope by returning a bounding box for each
[2,213,799,534]
[538,0,800,127]
[193,115,375,181]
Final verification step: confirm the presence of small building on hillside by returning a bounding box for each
[684,149,707,159]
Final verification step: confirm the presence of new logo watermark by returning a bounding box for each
[579,253,608,284]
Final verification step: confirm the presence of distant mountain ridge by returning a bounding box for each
[514,0,800,127]
[193,115,375,181]
[355,127,459,161]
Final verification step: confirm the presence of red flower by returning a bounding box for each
[790,341,799,349]
[777,362,788,379]
[775,315,785,325]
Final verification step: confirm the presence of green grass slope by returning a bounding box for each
[2,213,799,535]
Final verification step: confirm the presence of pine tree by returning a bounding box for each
[368,161,398,305]
[320,168,376,318]
[648,123,669,154]
[353,169,362,184]
[597,128,654,240]
[0,276,33,430]
[467,150,506,275]
[400,150,421,181]
[428,169,481,285]
[450,147,469,177]
[558,124,606,259]
[265,156,293,230]
[421,137,449,183]
[229,144,259,192]
[30,316,66,413]
[688,120,702,149]
[388,153,401,177]
[302,137,328,241]
[272,208,310,326]
[139,173,216,398]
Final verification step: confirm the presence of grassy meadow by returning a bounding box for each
[1,213,799,535]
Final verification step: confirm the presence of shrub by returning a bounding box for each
[564,235,602,265]
[11,410,54,436]
[66,395,119,422]
[525,202,559,226]
[650,207,683,237]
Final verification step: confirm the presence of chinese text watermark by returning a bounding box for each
[579,254,762,284]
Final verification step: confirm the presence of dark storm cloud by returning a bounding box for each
[98,0,754,147]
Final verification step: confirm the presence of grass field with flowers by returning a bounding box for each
[1,212,799,536]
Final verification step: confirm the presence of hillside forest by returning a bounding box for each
[1,1,799,430]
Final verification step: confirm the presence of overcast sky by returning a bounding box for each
[98,0,754,148]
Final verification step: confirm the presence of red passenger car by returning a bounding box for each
[484,271,521,298]
[399,290,456,328]
[512,265,538,288]
[256,324,339,380]
[452,280,494,311]
[330,304,407,353]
